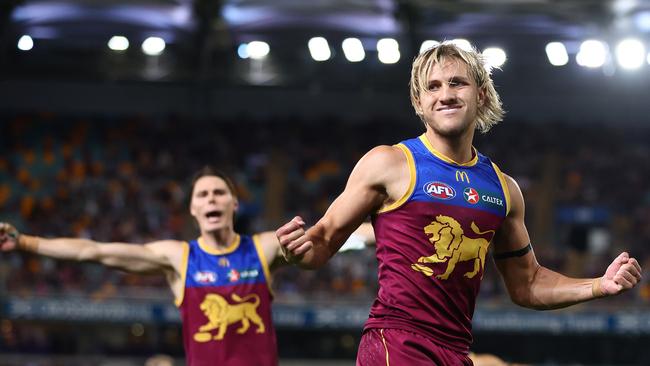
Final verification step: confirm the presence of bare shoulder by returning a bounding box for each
[352,145,408,183]
[360,145,407,166]
[144,239,187,257]
[502,173,520,192]
[145,239,186,249]
[501,173,524,214]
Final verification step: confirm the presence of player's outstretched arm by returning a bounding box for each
[276,145,404,269]
[0,222,178,274]
[492,176,642,310]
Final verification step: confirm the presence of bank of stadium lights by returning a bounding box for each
[377,38,400,64]
[545,42,569,66]
[142,37,166,56]
[17,35,33,51]
[615,39,646,70]
[482,47,507,69]
[231,37,650,72]
[576,39,607,68]
[308,37,331,62]
[342,38,365,62]
[108,36,129,52]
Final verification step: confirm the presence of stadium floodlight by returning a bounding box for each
[308,37,331,62]
[17,35,33,51]
[142,37,166,56]
[451,38,473,52]
[237,43,249,59]
[342,38,365,62]
[482,47,507,68]
[377,38,400,64]
[108,36,129,52]
[615,38,645,70]
[576,39,607,68]
[248,41,270,60]
[545,42,569,66]
[419,40,440,54]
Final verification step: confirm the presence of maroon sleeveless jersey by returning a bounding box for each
[364,135,510,352]
[177,234,277,366]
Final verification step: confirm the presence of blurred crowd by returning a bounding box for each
[1,113,649,308]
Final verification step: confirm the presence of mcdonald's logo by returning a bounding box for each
[455,171,470,184]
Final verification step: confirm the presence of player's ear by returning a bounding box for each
[477,87,486,107]
[189,201,197,217]
[414,95,425,115]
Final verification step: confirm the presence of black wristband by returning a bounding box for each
[493,243,532,260]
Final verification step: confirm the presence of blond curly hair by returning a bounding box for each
[409,41,505,133]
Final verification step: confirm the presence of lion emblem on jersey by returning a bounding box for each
[411,215,495,280]
[193,293,265,342]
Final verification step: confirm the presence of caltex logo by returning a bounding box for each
[424,182,456,200]
[464,187,479,204]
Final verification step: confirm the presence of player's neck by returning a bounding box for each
[200,227,236,249]
[424,129,475,164]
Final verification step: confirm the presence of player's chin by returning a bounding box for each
[436,125,466,138]
[201,221,225,232]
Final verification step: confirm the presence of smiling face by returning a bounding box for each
[409,42,504,134]
[189,175,238,234]
[417,57,484,138]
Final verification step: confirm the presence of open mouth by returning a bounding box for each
[205,210,223,223]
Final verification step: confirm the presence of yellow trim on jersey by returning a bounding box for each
[174,241,190,307]
[252,234,275,297]
[377,143,416,214]
[380,329,391,366]
[418,134,478,167]
[491,162,511,216]
[198,234,240,255]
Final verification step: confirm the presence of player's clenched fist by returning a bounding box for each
[0,222,20,252]
[275,216,313,264]
[594,252,643,297]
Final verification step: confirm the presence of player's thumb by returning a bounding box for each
[292,216,306,226]
[614,252,629,265]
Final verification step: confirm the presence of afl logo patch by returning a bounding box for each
[194,271,218,284]
[463,187,479,204]
[424,181,456,200]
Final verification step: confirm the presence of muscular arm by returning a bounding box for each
[493,175,642,310]
[277,145,407,269]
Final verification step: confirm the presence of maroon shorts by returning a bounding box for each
[356,328,473,366]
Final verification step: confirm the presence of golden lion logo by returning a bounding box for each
[193,293,265,342]
[411,215,495,280]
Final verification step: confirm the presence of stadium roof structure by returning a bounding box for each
[3,0,649,80]
[1,0,650,123]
